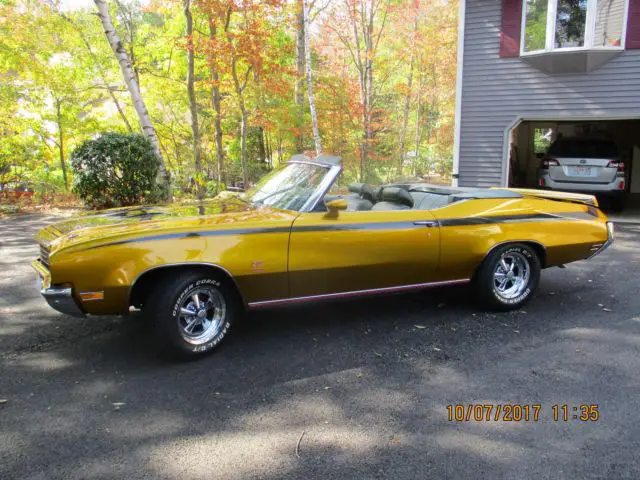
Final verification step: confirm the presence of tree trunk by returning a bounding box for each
[183,0,203,199]
[265,127,272,167]
[55,99,68,191]
[413,71,425,176]
[230,52,251,189]
[93,0,169,195]
[239,107,249,188]
[295,0,305,152]
[206,15,226,191]
[277,135,283,164]
[397,16,418,177]
[303,0,322,156]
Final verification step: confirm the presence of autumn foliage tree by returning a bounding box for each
[1,0,457,205]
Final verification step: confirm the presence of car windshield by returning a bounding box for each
[548,139,618,158]
[246,162,330,211]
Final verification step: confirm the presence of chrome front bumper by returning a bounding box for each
[586,222,615,259]
[41,286,85,317]
[32,260,85,318]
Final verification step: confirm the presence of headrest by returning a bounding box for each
[348,183,380,203]
[380,187,413,207]
[348,183,365,194]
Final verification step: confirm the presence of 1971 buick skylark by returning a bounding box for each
[32,155,614,357]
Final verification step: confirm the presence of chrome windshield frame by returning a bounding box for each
[295,161,342,212]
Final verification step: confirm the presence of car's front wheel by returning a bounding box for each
[474,243,541,311]
[146,270,237,357]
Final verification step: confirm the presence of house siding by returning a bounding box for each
[458,0,640,187]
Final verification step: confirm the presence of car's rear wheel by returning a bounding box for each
[146,270,237,358]
[474,243,541,311]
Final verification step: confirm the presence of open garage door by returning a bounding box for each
[507,119,640,211]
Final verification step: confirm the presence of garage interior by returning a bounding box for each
[507,119,640,211]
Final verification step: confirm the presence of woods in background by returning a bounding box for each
[0,0,457,201]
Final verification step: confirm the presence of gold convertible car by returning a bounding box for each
[33,155,614,357]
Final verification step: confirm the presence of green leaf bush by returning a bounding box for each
[71,133,162,209]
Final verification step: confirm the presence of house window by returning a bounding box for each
[593,0,627,46]
[521,0,628,54]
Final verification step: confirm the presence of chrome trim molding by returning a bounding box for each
[586,222,614,259]
[41,287,85,317]
[247,278,470,309]
[301,164,343,213]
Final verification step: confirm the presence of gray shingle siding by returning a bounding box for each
[458,0,640,187]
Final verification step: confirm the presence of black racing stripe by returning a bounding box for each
[438,211,595,227]
[87,226,292,249]
[291,221,418,232]
[86,211,594,249]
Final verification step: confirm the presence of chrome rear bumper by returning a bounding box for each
[586,222,614,259]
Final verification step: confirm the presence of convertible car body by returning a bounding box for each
[32,154,614,356]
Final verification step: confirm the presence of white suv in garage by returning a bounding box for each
[538,138,627,209]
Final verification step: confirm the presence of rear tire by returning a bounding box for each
[474,243,540,311]
[146,270,237,358]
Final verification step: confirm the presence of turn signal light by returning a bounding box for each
[79,291,104,302]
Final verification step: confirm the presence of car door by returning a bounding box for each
[287,208,441,298]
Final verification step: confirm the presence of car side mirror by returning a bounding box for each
[324,198,347,217]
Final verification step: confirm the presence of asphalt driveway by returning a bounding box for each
[1,214,639,479]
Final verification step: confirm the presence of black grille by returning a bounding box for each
[39,245,50,269]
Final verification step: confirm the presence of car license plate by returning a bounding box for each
[568,166,592,176]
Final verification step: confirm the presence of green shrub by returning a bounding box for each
[71,132,161,209]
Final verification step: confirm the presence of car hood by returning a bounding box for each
[36,195,296,254]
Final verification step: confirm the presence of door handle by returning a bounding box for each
[413,220,438,227]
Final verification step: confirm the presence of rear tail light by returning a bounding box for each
[607,160,625,173]
[541,157,559,169]
[619,180,625,190]
[539,178,546,187]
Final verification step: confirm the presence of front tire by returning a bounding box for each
[474,243,541,311]
[146,271,237,358]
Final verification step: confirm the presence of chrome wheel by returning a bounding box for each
[493,252,530,300]
[177,287,226,345]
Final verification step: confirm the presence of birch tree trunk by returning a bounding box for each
[239,106,249,189]
[207,14,226,191]
[303,0,322,156]
[231,56,251,188]
[183,0,203,199]
[413,71,425,176]
[295,0,305,153]
[397,16,418,177]
[54,98,68,191]
[93,0,169,194]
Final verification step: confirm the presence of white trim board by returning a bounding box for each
[452,0,466,188]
